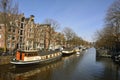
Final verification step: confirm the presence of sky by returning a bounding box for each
[16,0,115,42]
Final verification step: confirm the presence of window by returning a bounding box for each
[12,43,15,48]
[20,30,23,35]
[29,40,32,44]
[30,28,34,32]
[18,43,21,48]
[21,23,23,28]
[7,43,10,48]
[8,28,11,32]
[21,17,25,22]
[8,35,11,40]
[0,35,1,38]
[28,34,33,38]
[12,37,15,40]
[20,37,22,42]
[31,19,34,22]
[13,29,15,32]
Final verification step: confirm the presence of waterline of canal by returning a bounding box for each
[0,48,120,80]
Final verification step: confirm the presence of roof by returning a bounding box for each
[18,50,38,53]
[39,50,60,56]
[17,50,60,56]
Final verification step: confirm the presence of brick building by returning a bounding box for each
[0,23,19,52]
[0,24,5,48]
[36,24,51,50]
[0,14,65,52]
[19,15,35,50]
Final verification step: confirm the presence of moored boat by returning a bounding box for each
[62,48,75,56]
[39,50,62,64]
[74,47,81,53]
[10,50,40,65]
[10,50,62,66]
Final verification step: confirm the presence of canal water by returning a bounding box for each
[0,48,120,80]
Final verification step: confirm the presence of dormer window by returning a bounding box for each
[13,29,15,32]
[21,23,23,28]
[21,17,25,22]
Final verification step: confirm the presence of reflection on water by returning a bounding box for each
[0,48,120,80]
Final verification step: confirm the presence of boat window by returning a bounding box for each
[46,56,48,59]
[35,53,37,56]
[48,55,50,58]
[28,54,31,56]
[41,57,42,59]
[48,55,49,58]
[52,55,53,57]
[42,56,44,59]
[41,56,44,59]
[32,53,34,56]
[25,54,27,56]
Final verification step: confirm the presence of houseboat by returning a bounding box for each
[10,50,62,65]
[62,48,75,56]
[39,50,62,64]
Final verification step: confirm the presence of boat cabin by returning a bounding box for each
[15,50,39,61]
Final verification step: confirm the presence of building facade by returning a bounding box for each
[0,14,65,52]
[36,24,51,50]
[0,23,18,52]
[0,24,5,48]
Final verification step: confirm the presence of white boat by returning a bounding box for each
[62,48,75,56]
[10,50,62,65]
[76,52,80,55]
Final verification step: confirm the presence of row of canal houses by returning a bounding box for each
[0,14,65,53]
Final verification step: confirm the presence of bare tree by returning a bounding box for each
[95,26,115,49]
[95,0,120,52]
[44,19,60,49]
[0,0,19,52]
[44,19,60,30]
[105,0,120,52]
[62,27,75,47]
[69,32,82,46]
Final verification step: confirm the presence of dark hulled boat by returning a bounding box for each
[10,50,62,66]
[62,48,75,56]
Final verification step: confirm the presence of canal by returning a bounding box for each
[0,48,120,80]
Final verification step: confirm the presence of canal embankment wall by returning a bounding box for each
[0,56,13,65]
[96,49,111,58]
